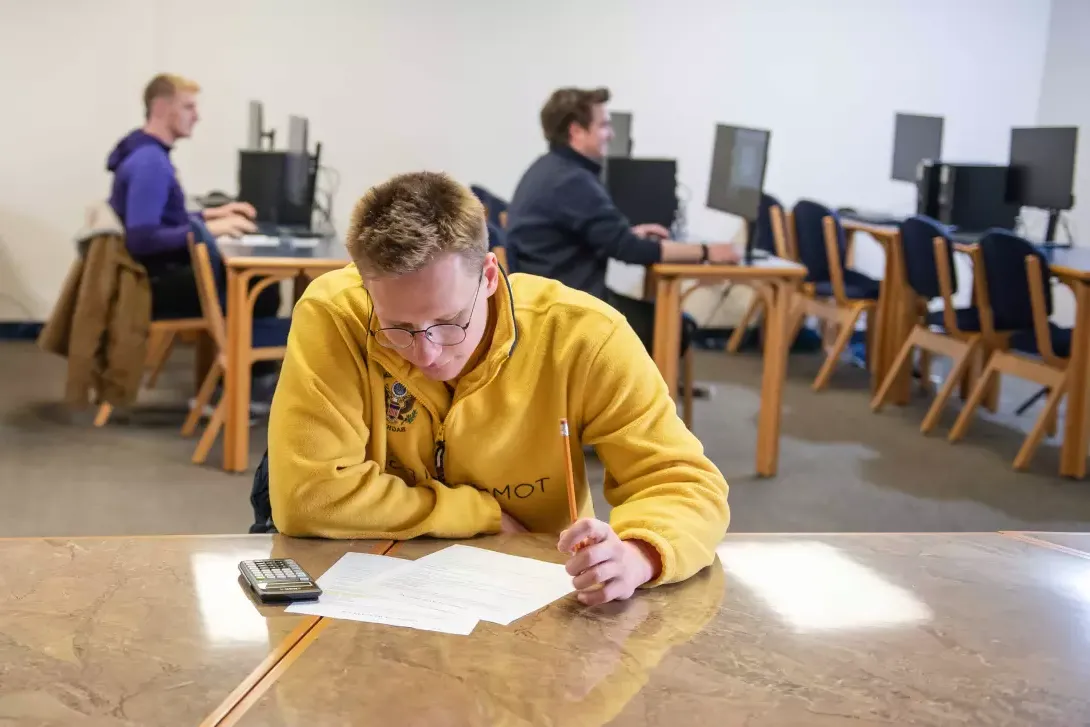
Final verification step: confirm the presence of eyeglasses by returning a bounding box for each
[370,271,484,350]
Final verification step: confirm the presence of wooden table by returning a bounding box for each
[0,534,390,727]
[649,258,807,477]
[840,219,915,402]
[218,239,349,473]
[6,532,1090,725]
[211,531,1090,726]
[1040,246,1090,478]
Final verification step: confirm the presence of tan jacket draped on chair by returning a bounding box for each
[37,202,152,407]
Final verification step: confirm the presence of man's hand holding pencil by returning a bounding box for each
[556,417,661,606]
[559,519,662,606]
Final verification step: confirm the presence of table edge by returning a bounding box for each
[199,540,395,727]
[999,531,1090,560]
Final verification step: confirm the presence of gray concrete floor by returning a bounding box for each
[3,341,1090,537]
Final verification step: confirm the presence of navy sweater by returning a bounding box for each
[107,129,192,270]
[505,144,661,299]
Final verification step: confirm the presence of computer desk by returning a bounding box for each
[217,237,349,473]
[8,531,1085,725]
[839,218,915,402]
[648,256,807,477]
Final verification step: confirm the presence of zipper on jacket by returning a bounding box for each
[434,422,446,483]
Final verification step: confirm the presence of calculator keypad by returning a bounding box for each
[243,559,312,583]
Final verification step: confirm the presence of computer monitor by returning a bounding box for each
[285,116,310,207]
[1007,126,1078,240]
[891,113,944,183]
[287,115,308,154]
[608,111,633,158]
[248,101,269,150]
[606,158,677,230]
[238,146,321,229]
[706,124,771,261]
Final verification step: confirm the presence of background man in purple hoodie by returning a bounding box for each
[107,74,279,320]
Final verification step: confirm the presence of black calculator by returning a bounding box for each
[239,558,322,604]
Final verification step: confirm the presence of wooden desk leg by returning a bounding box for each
[223,269,253,473]
[871,240,893,388]
[652,276,682,398]
[756,280,792,477]
[1061,284,1090,478]
[293,272,310,305]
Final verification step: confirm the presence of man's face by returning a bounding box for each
[168,91,200,139]
[367,252,499,382]
[569,104,613,161]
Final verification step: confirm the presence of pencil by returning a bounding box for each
[560,418,579,523]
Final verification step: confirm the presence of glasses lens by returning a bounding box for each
[426,324,467,346]
[376,328,414,349]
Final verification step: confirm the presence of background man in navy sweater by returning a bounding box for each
[505,87,738,353]
[107,74,278,320]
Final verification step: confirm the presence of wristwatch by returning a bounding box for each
[700,244,709,263]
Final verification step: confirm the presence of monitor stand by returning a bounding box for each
[1044,209,1066,245]
[742,219,771,264]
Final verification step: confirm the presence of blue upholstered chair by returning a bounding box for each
[871,216,983,432]
[790,199,881,390]
[948,230,1073,471]
[471,185,511,271]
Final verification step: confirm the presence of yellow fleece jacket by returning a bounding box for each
[268,267,729,584]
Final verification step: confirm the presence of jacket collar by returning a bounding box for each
[549,143,602,176]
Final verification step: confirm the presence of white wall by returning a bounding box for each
[0,0,1053,321]
[1036,0,1089,243]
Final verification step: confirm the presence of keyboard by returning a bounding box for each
[254,222,320,238]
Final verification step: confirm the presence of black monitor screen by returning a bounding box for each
[891,113,944,182]
[606,158,677,229]
[238,150,316,227]
[706,124,770,221]
[1008,126,1078,210]
[608,112,632,158]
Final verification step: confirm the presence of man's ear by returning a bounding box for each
[483,253,501,297]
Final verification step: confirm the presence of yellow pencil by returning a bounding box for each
[560,418,579,524]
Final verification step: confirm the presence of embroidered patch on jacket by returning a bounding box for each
[385,380,418,431]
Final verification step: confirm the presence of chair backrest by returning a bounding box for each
[755,193,781,254]
[471,185,509,229]
[792,199,846,282]
[899,215,955,300]
[188,239,228,351]
[977,229,1052,331]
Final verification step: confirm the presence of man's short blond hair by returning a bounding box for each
[143,73,200,119]
[346,172,488,277]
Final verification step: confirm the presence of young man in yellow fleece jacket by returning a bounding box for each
[268,171,729,606]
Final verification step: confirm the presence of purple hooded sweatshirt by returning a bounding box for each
[107,129,192,268]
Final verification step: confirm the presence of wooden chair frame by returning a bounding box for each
[788,214,877,391]
[181,239,287,466]
[948,252,1070,470]
[871,236,981,432]
[94,322,207,426]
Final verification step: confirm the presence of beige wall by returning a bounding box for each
[0,0,1052,321]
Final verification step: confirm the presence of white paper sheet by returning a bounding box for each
[286,552,478,635]
[368,544,576,626]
